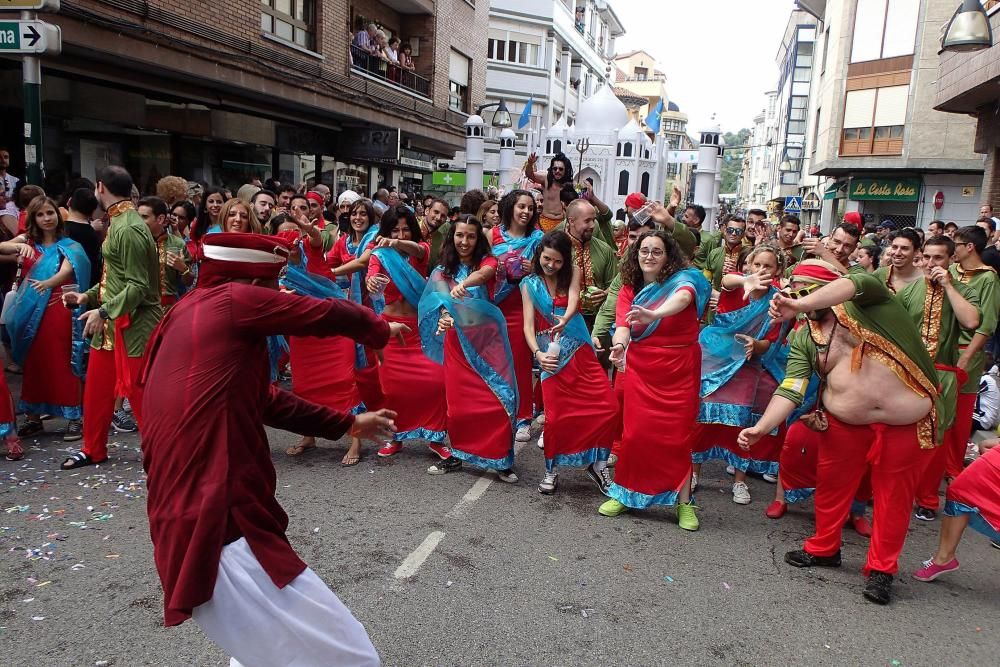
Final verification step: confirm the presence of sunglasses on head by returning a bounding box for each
[782,283,821,299]
[726,227,745,236]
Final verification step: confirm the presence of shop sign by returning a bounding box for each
[432,171,466,187]
[801,192,821,210]
[848,178,920,202]
[400,156,434,171]
[341,128,400,162]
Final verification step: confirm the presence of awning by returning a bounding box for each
[823,182,846,200]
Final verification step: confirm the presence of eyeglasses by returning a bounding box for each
[726,227,745,236]
[638,248,665,258]
[782,283,820,299]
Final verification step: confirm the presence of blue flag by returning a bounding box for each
[518,97,533,130]
[646,99,664,135]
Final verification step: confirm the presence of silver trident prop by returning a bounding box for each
[575,138,590,185]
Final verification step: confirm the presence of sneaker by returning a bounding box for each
[913,557,959,582]
[862,571,893,605]
[784,549,842,568]
[598,498,628,517]
[497,468,519,483]
[765,500,786,519]
[63,420,83,443]
[690,472,699,492]
[964,442,980,466]
[762,473,778,483]
[732,481,752,505]
[427,457,462,475]
[538,472,558,494]
[377,442,402,458]
[515,425,531,443]
[122,398,132,413]
[426,442,451,460]
[17,420,43,438]
[991,540,1000,550]
[676,502,700,531]
[914,506,936,522]
[725,465,735,476]
[4,437,23,461]
[111,409,137,434]
[536,413,545,426]
[585,463,612,494]
[537,432,544,450]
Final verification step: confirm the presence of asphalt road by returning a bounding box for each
[1,410,997,667]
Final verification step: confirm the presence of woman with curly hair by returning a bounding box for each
[599,230,711,528]
[0,196,91,441]
[156,176,189,206]
[490,189,544,443]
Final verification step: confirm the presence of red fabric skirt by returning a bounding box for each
[608,341,700,508]
[288,334,361,413]
[498,289,534,423]
[378,313,447,441]
[692,423,784,475]
[21,295,81,412]
[946,445,1000,540]
[0,367,15,433]
[780,420,872,503]
[541,348,616,470]
[610,369,625,458]
[443,328,514,469]
[355,356,384,411]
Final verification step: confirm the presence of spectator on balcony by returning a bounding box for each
[399,43,415,72]
[353,23,381,72]
[385,36,402,83]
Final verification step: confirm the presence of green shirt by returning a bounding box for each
[694,230,721,269]
[774,272,944,447]
[951,264,1000,393]
[84,204,162,356]
[156,232,192,300]
[427,222,451,269]
[705,243,743,291]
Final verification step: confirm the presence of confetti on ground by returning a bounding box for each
[445,581,453,587]
[547,555,558,561]
[31,616,45,621]
[722,582,731,590]
[35,580,51,587]
[581,608,593,618]
[313,527,320,533]
[105,554,120,559]
[559,605,573,610]
[891,661,901,666]
[665,576,674,582]
[623,563,632,572]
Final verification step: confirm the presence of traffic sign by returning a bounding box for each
[0,20,61,55]
[783,196,802,213]
[0,0,59,10]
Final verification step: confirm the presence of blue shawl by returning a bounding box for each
[370,246,426,314]
[491,226,544,304]
[521,274,592,380]
[629,267,712,342]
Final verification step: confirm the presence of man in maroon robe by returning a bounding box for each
[141,232,402,665]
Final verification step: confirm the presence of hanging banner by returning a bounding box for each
[666,150,699,164]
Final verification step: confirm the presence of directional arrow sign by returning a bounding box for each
[0,0,59,9]
[0,20,60,54]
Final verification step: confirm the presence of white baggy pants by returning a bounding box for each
[191,538,381,667]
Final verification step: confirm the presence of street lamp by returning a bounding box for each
[475,99,512,128]
[941,0,993,52]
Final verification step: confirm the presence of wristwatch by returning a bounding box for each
[98,306,110,320]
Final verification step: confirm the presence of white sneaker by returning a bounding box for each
[537,432,545,450]
[732,481,751,505]
[536,413,546,426]
[515,425,531,442]
[762,473,778,484]
[725,465,736,476]
[538,472,557,494]
[690,472,699,492]
[497,468,519,483]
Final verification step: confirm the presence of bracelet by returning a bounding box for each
[181,267,191,276]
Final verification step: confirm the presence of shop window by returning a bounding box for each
[261,0,315,50]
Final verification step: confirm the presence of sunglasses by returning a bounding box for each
[782,283,820,300]
[725,227,745,236]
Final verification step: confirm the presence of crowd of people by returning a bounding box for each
[1,158,999,663]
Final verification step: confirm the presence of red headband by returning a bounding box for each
[305,192,324,205]
[790,259,842,285]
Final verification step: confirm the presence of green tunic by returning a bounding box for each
[774,272,944,447]
[427,222,451,269]
[156,232,192,301]
[694,230,721,269]
[704,242,743,291]
[84,203,162,357]
[951,264,1000,394]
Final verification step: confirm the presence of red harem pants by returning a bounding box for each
[803,413,932,576]
[82,326,145,462]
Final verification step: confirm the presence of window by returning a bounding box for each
[850,0,919,63]
[640,172,650,196]
[821,26,830,73]
[841,85,907,155]
[634,67,648,81]
[622,142,633,157]
[448,50,470,113]
[812,106,821,154]
[617,170,630,196]
[487,31,540,66]
[553,139,562,154]
[261,0,314,50]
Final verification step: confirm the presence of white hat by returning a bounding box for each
[337,190,361,206]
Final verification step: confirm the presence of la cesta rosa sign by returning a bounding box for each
[849,179,920,202]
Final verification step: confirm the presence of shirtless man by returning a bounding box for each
[524,151,574,232]
[875,228,923,293]
[739,262,942,606]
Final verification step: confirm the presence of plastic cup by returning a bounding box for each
[61,283,80,308]
[545,341,561,358]
[630,202,655,227]
[371,274,390,296]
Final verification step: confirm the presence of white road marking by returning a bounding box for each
[394,530,446,579]
[446,477,493,518]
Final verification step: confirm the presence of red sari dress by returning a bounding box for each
[490,226,535,427]
[18,244,83,418]
[367,243,447,443]
[0,371,15,438]
[691,284,784,475]
[437,258,516,469]
[327,235,384,410]
[534,294,616,471]
[287,243,363,415]
[607,283,701,509]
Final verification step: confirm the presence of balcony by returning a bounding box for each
[350,44,431,99]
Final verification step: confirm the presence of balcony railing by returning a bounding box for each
[349,44,431,98]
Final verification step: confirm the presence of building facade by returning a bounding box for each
[799,0,983,231]
[934,1,1000,212]
[0,0,488,197]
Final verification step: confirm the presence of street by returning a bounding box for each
[1,405,997,667]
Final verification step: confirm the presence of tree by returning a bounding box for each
[720,128,751,194]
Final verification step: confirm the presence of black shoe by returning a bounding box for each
[914,506,936,522]
[784,549,842,568]
[62,420,83,443]
[17,420,44,438]
[863,570,893,605]
[111,409,137,434]
[990,540,1000,551]
[427,457,462,475]
[585,463,612,494]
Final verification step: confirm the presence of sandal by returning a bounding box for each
[341,452,362,467]
[5,363,21,374]
[17,420,43,438]
[285,441,317,457]
[5,439,24,461]
[61,452,101,470]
